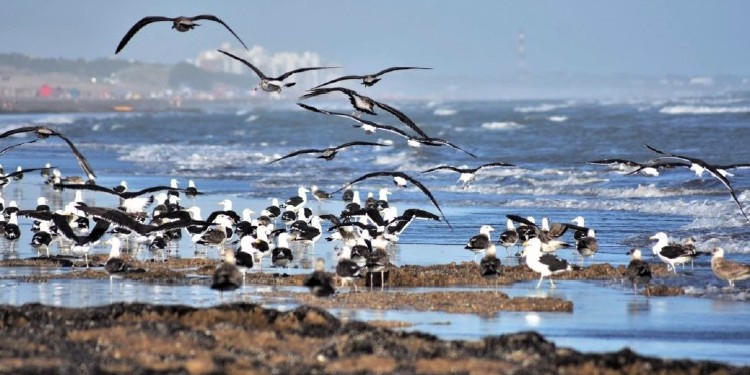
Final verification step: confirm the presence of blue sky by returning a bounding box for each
[1,1,748,77]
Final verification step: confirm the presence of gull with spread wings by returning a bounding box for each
[0,126,96,180]
[297,103,475,157]
[422,162,515,188]
[267,141,389,164]
[115,15,248,54]
[313,66,432,88]
[642,144,748,220]
[299,87,431,139]
[218,49,337,93]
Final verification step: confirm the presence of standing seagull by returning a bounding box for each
[0,126,96,180]
[115,15,248,54]
[522,238,572,289]
[575,228,599,263]
[267,141,389,164]
[422,162,515,189]
[211,250,242,297]
[479,244,503,290]
[336,246,362,293]
[332,171,451,228]
[465,225,494,262]
[105,237,130,286]
[497,218,519,257]
[625,248,651,296]
[218,49,337,93]
[650,232,698,273]
[643,144,749,220]
[313,66,432,88]
[304,258,336,297]
[710,247,750,288]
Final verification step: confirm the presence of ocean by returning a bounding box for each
[1,94,750,364]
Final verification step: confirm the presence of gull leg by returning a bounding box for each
[549,277,556,289]
[536,275,544,289]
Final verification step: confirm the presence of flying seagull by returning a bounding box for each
[643,144,749,220]
[53,182,181,200]
[299,87,431,138]
[298,102,410,135]
[331,171,451,228]
[313,66,432,88]
[267,141,389,164]
[587,158,667,176]
[115,15,248,54]
[0,126,96,180]
[297,103,474,157]
[75,203,198,236]
[218,49,337,93]
[422,162,515,188]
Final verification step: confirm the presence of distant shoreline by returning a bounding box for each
[0,97,259,114]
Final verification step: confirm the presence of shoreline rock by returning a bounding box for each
[0,302,740,374]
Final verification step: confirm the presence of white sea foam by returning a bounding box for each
[480,121,523,130]
[548,116,568,122]
[674,97,745,106]
[32,115,75,124]
[372,151,422,169]
[514,103,571,113]
[502,197,732,219]
[118,144,271,170]
[659,105,750,115]
[433,108,457,116]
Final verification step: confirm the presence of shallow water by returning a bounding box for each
[1,275,749,365]
[2,95,750,365]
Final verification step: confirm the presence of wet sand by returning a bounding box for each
[0,302,741,374]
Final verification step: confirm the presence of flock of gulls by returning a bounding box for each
[0,13,749,300]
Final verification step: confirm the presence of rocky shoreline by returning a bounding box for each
[0,257,684,297]
[0,302,742,374]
